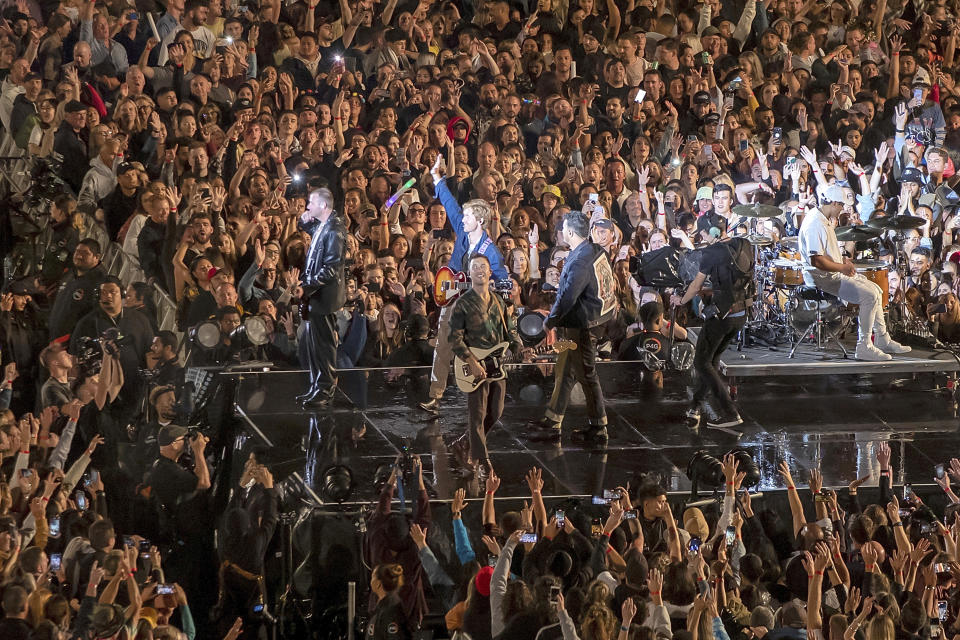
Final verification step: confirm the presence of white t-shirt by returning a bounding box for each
[157,24,216,64]
[798,207,842,284]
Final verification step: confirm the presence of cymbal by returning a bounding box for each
[733,203,782,218]
[745,233,774,246]
[779,236,798,250]
[835,224,881,242]
[866,215,926,230]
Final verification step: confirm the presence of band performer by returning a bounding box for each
[672,236,755,433]
[297,187,347,408]
[447,254,525,477]
[420,149,508,413]
[798,184,910,362]
[529,210,616,442]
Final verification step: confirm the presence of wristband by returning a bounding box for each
[20,449,29,454]
[248,47,255,53]
[834,553,842,559]
[41,497,48,502]
[649,591,661,596]
[787,486,796,491]
[486,490,493,495]
[815,570,824,576]
[892,521,903,527]
[893,52,900,56]
[726,482,734,486]
[865,564,875,571]
[807,574,813,579]
[896,129,905,134]
[621,626,630,632]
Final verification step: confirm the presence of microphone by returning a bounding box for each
[385,177,417,209]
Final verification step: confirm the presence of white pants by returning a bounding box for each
[811,272,888,345]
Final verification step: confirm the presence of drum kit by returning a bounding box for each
[729,204,929,350]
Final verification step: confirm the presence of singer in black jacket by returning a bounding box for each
[297,188,347,407]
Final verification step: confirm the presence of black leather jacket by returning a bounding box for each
[300,212,347,315]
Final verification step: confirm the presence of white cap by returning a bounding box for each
[817,183,854,206]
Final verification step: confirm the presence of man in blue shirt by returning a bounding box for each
[419,148,508,413]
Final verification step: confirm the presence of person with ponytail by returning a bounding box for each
[368,563,412,640]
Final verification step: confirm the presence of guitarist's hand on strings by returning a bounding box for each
[467,357,486,381]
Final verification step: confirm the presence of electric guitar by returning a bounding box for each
[454,340,577,392]
[434,266,514,307]
[433,267,470,307]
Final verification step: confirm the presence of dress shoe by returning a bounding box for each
[301,394,334,409]
[855,342,892,361]
[874,333,912,354]
[527,427,561,442]
[571,425,608,441]
[526,416,561,430]
[418,397,440,412]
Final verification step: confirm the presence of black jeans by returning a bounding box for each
[301,299,338,399]
[546,327,607,427]
[692,313,745,415]
[467,378,506,462]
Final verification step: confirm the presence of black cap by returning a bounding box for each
[157,425,189,446]
[117,162,137,175]
[693,91,712,105]
[65,100,86,113]
[703,112,721,125]
[232,98,253,113]
[902,167,925,184]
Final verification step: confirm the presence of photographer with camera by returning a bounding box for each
[144,424,214,605]
[215,464,278,639]
[672,236,757,433]
[69,277,155,419]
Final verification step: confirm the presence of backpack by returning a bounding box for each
[708,237,756,317]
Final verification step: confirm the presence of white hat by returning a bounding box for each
[817,183,854,206]
[913,67,932,87]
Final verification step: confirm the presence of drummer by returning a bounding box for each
[798,184,913,361]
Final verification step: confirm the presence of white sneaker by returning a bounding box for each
[855,342,892,361]
[874,334,912,354]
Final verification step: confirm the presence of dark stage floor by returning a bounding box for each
[228,361,960,504]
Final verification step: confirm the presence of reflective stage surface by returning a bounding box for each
[232,362,960,503]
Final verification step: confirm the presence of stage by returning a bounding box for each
[227,355,960,505]
[688,327,960,378]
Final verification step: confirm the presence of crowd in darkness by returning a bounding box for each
[0,0,960,634]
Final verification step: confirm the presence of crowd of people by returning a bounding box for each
[363,443,960,640]
[0,0,959,633]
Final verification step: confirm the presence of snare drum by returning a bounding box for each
[772,259,804,287]
[854,261,889,308]
[779,249,802,262]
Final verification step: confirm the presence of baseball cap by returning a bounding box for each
[701,26,720,38]
[695,186,714,201]
[817,183,854,205]
[703,112,721,125]
[65,100,86,113]
[902,167,925,184]
[913,68,932,87]
[232,98,253,113]
[474,566,493,597]
[157,425,189,446]
[542,184,562,200]
[117,162,138,175]
[692,91,712,105]
[592,217,615,230]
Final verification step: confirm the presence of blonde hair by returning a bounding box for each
[463,199,493,226]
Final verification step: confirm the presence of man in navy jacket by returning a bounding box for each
[529,210,616,441]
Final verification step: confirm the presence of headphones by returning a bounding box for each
[94,276,126,301]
